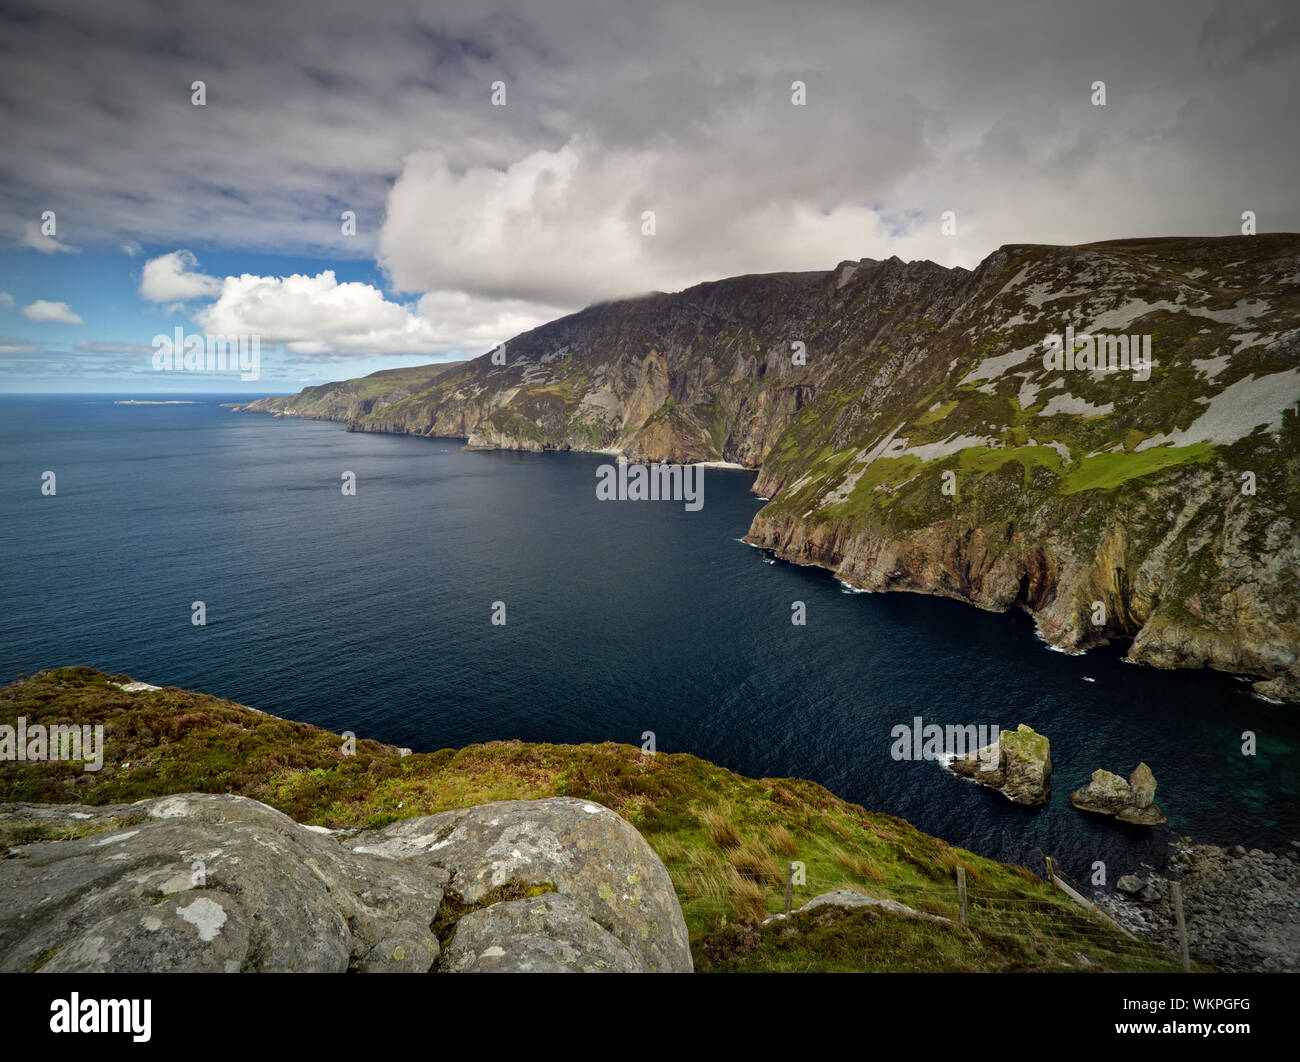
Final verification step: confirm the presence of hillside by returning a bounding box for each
[235,235,1300,702]
[0,668,1188,972]
[232,361,467,422]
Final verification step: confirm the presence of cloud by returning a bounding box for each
[73,339,157,356]
[21,300,85,325]
[139,250,222,303]
[0,0,1296,307]
[0,335,42,354]
[380,140,899,303]
[18,221,79,255]
[0,292,13,308]
[192,269,559,359]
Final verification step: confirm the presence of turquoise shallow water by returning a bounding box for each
[1,394,1296,884]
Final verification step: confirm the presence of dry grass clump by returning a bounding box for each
[730,841,783,887]
[701,806,741,850]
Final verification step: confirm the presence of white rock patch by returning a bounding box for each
[962,342,1039,383]
[1136,368,1300,450]
[177,897,228,942]
[1037,393,1114,418]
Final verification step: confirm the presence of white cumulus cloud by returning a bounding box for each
[192,270,560,360]
[21,300,84,325]
[139,250,222,303]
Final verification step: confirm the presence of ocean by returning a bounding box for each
[1,394,1296,885]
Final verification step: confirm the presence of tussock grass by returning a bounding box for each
[700,807,742,850]
[729,842,784,887]
[767,824,798,857]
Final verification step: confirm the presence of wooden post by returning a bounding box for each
[784,862,794,916]
[1171,881,1191,972]
[1044,855,1055,885]
[956,866,968,926]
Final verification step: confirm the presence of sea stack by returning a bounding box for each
[949,723,1052,806]
[1069,762,1167,825]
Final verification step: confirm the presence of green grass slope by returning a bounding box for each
[0,667,1190,972]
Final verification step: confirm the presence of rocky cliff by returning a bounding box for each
[235,234,1300,700]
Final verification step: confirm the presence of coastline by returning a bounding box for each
[228,399,1297,703]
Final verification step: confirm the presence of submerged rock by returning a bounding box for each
[1069,762,1167,825]
[948,723,1052,805]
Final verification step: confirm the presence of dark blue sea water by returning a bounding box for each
[1,395,1296,886]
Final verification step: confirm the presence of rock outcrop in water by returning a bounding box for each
[1069,762,1167,825]
[948,723,1052,805]
[234,235,1300,703]
[0,793,691,973]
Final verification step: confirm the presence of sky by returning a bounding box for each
[0,0,1296,393]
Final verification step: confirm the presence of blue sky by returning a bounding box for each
[0,246,445,394]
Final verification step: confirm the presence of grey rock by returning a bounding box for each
[346,796,692,972]
[1069,763,1167,825]
[1098,837,1300,972]
[1116,874,1145,896]
[948,724,1052,806]
[0,794,446,973]
[1,794,691,974]
[439,894,639,973]
[793,888,950,923]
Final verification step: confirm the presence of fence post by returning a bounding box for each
[956,865,968,926]
[784,862,794,916]
[1171,881,1191,972]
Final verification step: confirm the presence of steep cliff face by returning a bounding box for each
[235,234,1300,700]
[236,362,466,423]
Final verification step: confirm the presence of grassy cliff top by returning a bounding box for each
[0,667,1190,972]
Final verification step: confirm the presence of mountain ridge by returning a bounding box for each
[235,234,1300,701]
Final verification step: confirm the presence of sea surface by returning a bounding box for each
[2,394,1297,885]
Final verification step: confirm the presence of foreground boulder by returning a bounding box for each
[948,723,1052,805]
[0,794,446,973]
[0,793,691,973]
[1069,762,1167,825]
[347,796,692,972]
[439,894,640,972]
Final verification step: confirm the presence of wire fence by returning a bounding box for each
[656,853,1189,967]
